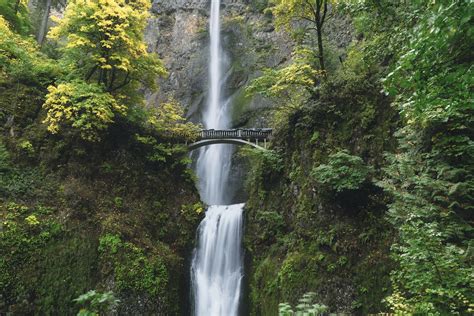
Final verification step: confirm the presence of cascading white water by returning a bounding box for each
[195,0,232,205]
[192,204,244,316]
[191,0,244,315]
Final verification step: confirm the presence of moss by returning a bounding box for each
[32,233,99,314]
[99,233,171,299]
[0,201,99,314]
[250,257,280,316]
[244,50,398,313]
[0,83,44,131]
[0,115,201,314]
[231,87,253,125]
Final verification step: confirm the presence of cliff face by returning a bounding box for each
[146,0,292,127]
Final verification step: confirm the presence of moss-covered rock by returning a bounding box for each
[244,59,398,314]
[0,112,202,314]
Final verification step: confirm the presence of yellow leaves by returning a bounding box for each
[25,215,40,226]
[247,56,323,99]
[43,80,127,141]
[49,0,158,86]
[147,99,201,141]
[40,0,167,142]
[0,17,13,37]
[66,34,95,49]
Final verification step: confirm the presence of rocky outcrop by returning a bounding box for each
[146,0,292,127]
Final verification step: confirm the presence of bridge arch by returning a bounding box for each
[188,138,267,151]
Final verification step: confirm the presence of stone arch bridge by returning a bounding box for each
[188,129,272,151]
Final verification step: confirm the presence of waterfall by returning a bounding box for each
[192,204,244,316]
[191,0,244,315]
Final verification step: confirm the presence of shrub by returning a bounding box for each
[74,290,120,316]
[43,80,126,141]
[312,150,371,193]
[279,292,328,316]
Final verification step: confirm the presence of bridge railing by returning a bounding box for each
[199,128,272,140]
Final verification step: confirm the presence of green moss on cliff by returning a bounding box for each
[0,81,202,314]
[244,49,398,314]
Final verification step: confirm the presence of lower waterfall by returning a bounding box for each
[191,204,244,315]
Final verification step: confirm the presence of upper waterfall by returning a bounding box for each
[195,0,232,205]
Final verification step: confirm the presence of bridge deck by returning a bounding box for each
[199,128,272,141]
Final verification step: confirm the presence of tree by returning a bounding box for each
[270,0,331,71]
[0,15,58,85]
[44,0,167,140]
[0,0,31,34]
[247,47,322,100]
[43,80,126,141]
[376,0,474,313]
[48,0,165,93]
[36,0,52,44]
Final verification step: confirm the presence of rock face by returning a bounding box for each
[146,0,292,127]
[146,0,354,203]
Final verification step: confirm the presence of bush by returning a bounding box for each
[74,290,119,316]
[279,292,328,316]
[43,80,126,141]
[311,150,371,193]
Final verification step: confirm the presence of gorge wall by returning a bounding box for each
[146,0,291,127]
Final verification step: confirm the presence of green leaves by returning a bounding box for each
[0,16,59,85]
[43,80,126,141]
[346,1,474,313]
[73,290,120,316]
[278,292,328,316]
[247,47,323,100]
[312,150,372,193]
[0,142,10,172]
[43,0,167,141]
[0,0,31,35]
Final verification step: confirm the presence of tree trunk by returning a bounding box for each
[14,0,21,13]
[37,0,53,45]
[313,0,326,71]
[316,23,325,71]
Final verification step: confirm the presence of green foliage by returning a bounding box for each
[0,0,31,34]
[98,234,169,298]
[279,292,328,316]
[243,148,284,201]
[74,290,120,316]
[244,148,283,172]
[134,134,187,165]
[254,210,285,243]
[0,153,43,199]
[48,0,166,92]
[145,99,201,141]
[0,16,59,85]
[43,80,126,141]
[19,139,34,157]
[0,7,200,311]
[381,144,473,314]
[0,202,67,312]
[98,233,121,254]
[0,142,10,171]
[247,47,323,99]
[44,0,167,141]
[364,0,474,313]
[312,150,371,192]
